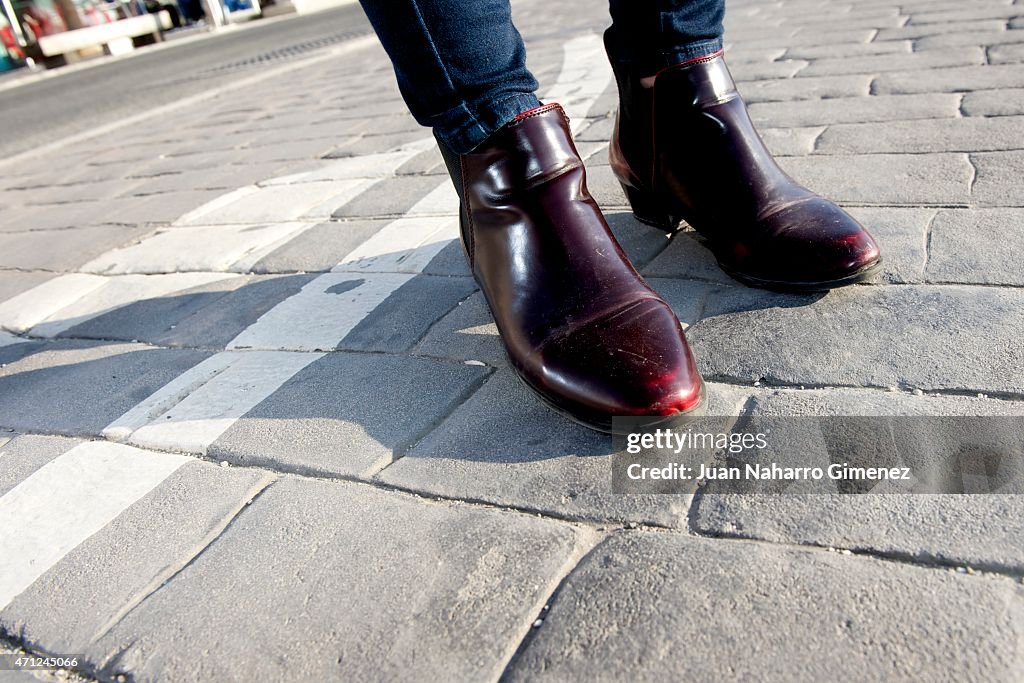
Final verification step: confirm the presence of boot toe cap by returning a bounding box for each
[521,298,704,429]
[735,197,882,286]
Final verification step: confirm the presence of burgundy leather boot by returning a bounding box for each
[438,103,704,432]
[607,37,882,291]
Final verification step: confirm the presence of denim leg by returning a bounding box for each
[607,0,726,75]
[359,0,541,153]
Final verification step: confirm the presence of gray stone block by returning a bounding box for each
[800,46,984,77]
[689,284,1024,394]
[737,74,872,103]
[759,126,824,156]
[251,219,391,273]
[586,164,628,209]
[103,190,227,225]
[1,201,122,232]
[422,239,473,277]
[846,206,933,284]
[962,88,1024,117]
[0,341,210,436]
[926,209,1024,285]
[747,93,960,128]
[741,384,1024,417]
[735,29,877,50]
[0,434,79,497]
[602,211,676,269]
[641,233,735,286]
[331,175,449,219]
[907,5,1024,25]
[875,65,1024,94]
[574,116,615,143]
[339,274,477,353]
[779,153,972,205]
[0,460,270,656]
[729,60,809,82]
[0,226,154,271]
[0,271,54,304]
[991,42,1024,65]
[784,41,913,59]
[209,352,490,477]
[412,291,504,365]
[815,117,1024,154]
[875,19,1007,41]
[972,151,1024,207]
[505,532,1024,681]
[84,476,577,682]
[63,274,317,349]
[916,30,1024,50]
[381,371,748,527]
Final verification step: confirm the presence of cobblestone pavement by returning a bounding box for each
[2,0,1024,680]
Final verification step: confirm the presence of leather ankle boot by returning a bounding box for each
[606,36,882,291]
[438,103,704,432]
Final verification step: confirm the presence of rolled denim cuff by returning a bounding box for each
[432,91,543,154]
[661,37,725,67]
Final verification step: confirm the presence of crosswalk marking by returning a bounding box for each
[123,351,322,454]
[0,441,188,610]
[0,33,614,616]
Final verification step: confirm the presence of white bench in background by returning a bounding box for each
[37,11,171,67]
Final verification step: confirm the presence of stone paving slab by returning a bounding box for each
[926,209,1024,285]
[0,341,210,436]
[337,274,477,353]
[1,454,272,657]
[0,434,80,497]
[379,370,751,527]
[250,219,391,273]
[0,271,54,303]
[208,351,490,477]
[815,116,1024,154]
[0,226,154,272]
[83,476,579,682]
[504,532,1024,682]
[971,151,1024,207]
[875,64,1024,94]
[688,285,1024,394]
[690,387,1024,570]
[746,93,960,127]
[961,88,1024,116]
[780,153,972,205]
[59,274,318,348]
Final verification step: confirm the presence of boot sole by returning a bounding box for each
[719,258,884,293]
[513,368,709,435]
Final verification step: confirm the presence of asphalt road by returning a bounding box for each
[0,4,373,158]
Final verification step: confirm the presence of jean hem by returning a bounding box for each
[660,37,725,68]
[435,91,542,153]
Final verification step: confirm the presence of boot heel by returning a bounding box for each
[621,183,682,230]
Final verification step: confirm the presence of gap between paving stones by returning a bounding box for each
[87,473,278,645]
[5,426,1020,680]
[685,488,1024,580]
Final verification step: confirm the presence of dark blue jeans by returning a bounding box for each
[359,0,724,153]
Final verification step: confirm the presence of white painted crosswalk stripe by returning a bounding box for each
[80,223,320,275]
[227,273,415,351]
[29,273,238,337]
[0,441,188,610]
[122,351,322,454]
[0,34,615,614]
